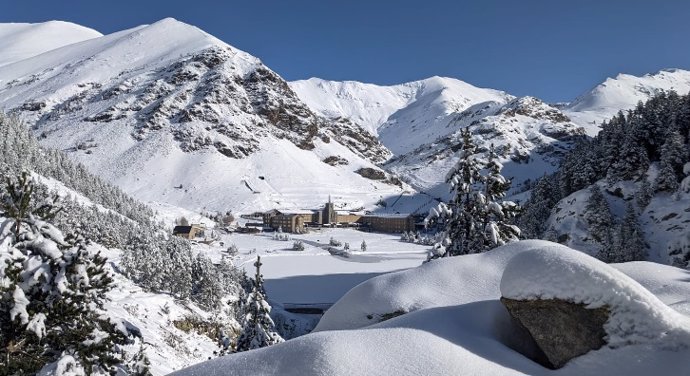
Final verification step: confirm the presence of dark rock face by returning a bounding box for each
[500,297,609,369]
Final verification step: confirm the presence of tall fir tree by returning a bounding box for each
[426,130,520,258]
[234,256,283,352]
[584,185,615,255]
[655,131,688,192]
[518,175,559,238]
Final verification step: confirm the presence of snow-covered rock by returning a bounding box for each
[501,247,690,349]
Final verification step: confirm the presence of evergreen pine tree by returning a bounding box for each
[584,185,615,254]
[618,202,647,262]
[360,240,367,252]
[234,256,283,352]
[519,175,559,238]
[655,131,688,192]
[636,178,653,209]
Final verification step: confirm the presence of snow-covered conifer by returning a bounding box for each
[0,172,135,374]
[426,132,520,257]
[234,256,283,352]
[584,185,615,252]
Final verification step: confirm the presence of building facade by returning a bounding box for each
[260,200,416,233]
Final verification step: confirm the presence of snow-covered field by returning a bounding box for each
[174,240,690,376]
[200,228,429,305]
[92,227,429,375]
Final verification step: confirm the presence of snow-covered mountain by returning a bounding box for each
[3,18,690,215]
[384,96,585,196]
[293,69,690,197]
[0,18,405,213]
[565,69,690,133]
[0,21,102,67]
[290,76,512,154]
[292,76,586,196]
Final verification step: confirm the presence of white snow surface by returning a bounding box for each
[545,176,690,264]
[0,21,101,67]
[174,240,690,376]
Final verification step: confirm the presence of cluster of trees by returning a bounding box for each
[0,115,159,250]
[400,231,443,246]
[120,237,244,311]
[584,186,646,262]
[519,91,690,265]
[559,91,689,196]
[426,128,520,258]
[0,172,148,375]
[1,115,270,369]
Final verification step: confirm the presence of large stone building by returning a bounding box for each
[261,198,417,233]
[263,209,313,233]
[359,214,415,233]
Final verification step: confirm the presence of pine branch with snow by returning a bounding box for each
[0,172,137,375]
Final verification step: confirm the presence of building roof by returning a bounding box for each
[173,225,192,234]
[363,213,412,219]
[277,209,316,215]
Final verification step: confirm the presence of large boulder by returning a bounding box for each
[500,297,608,369]
[500,246,690,370]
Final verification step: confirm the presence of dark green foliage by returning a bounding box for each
[584,185,614,245]
[559,92,690,197]
[518,174,560,239]
[519,92,690,260]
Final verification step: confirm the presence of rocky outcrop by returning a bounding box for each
[7,44,390,165]
[500,297,609,369]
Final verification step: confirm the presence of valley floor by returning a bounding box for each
[102,227,430,375]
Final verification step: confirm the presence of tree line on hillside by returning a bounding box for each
[519,91,690,266]
[1,115,282,373]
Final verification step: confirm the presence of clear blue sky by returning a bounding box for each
[2,0,689,102]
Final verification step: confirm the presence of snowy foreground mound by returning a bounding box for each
[174,241,690,376]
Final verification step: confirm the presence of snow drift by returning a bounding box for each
[172,240,690,375]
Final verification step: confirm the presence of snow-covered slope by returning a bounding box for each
[0,18,404,213]
[545,177,690,265]
[294,69,690,198]
[566,69,690,133]
[290,76,512,152]
[292,77,585,196]
[0,21,101,67]
[385,96,585,197]
[173,240,690,376]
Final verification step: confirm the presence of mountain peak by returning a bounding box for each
[0,20,102,67]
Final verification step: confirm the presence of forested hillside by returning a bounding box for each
[520,91,690,266]
[0,115,253,373]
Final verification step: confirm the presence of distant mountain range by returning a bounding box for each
[2,18,690,213]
